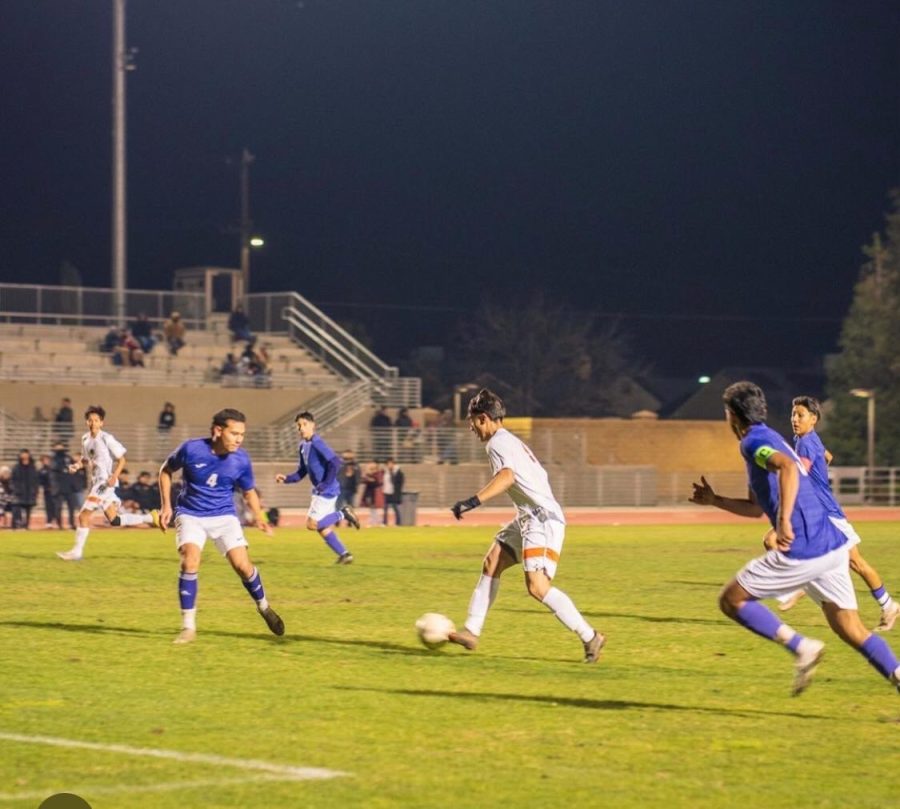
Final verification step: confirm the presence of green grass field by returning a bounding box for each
[2,522,900,808]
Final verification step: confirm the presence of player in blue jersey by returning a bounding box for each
[275,411,359,564]
[770,396,899,630]
[690,382,900,695]
[158,408,284,644]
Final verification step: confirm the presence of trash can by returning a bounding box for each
[398,491,419,526]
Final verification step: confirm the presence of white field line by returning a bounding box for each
[0,730,349,800]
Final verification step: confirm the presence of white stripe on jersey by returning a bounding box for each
[82,430,127,481]
[486,428,564,523]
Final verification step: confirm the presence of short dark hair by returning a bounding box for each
[295,411,315,423]
[722,381,767,426]
[791,395,821,420]
[85,405,106,420]
[212,408,246,429]
[467,388,506,421]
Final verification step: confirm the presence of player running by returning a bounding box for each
[56,405,158,561]
[275,411,359,564]
[158,408,284,644]
[769,396,899,630]
[447,388,605,663]
[691,381,900,695]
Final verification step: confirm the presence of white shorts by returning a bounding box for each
[829,515,861,548]
[737,544,857,610]
[495,512,566,579]
[80,481,121,513]
[175,513,248,557]
[307,495,338,523]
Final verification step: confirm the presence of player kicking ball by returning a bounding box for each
[448,388,605,663]
[56,405,159,561]
[158,408,284,644]
[691,382,900,696]
[275,410,359,565]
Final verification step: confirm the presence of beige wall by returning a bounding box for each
[1,382,316,428]
[535,417,744,474]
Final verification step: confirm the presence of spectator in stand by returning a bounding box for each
[337,450,360,513]
[114,331,145,367]
[0,466,12,528]
[383,458,405,526]
[163,311,186,356]
[11,449,39,529]
[395,407,417,463]
[101,325,122,353]
[54,397,74,443]
[38,453,60,529]
[127,471,161,513]
[370,406,392,462]
[158,402,176,432]
[360,460,384,527]
[228,304,253,343]
[220,353,239,376]
[49,441,83,529]
[130,312,156,353]
[436,408,458,465]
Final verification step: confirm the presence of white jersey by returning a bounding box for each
[486,428,565,524]
[81,429,127,483]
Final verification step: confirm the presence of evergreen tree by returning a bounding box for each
[825,191,900,465]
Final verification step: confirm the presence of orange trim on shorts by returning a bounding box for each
[523,547,560,562]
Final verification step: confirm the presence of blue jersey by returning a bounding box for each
[794,431,845,518]
[739,423,846,560]
[284,433,341,498]
[166,438,256,517]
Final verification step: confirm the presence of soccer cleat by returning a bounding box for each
[172,628,197,645]
[792,638,825,696]
[448,628,479,651]
[891,669,900,695]
[874,603,900,633]
[336,552,354,565]
[56,549,82,561]
[778,590,806,612]
[258,606,285,636]
[583,632,607,664]
[342,506,361,530]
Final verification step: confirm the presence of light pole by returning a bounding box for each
[239,147,255,296]
[850,388,876,502]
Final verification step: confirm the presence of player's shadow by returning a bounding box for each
[338,685,840,722]
[200,628,430,656]
[0,619,159,637]
[502,608,724,626]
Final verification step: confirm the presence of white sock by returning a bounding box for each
[464,574,500,636]
[256,597,270,612]
[182,609,197,631]
[541,587,594,643]
[881,594,897,612]
[73,527,90,553]
[118,512,151,527]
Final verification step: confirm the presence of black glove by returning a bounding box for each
[451,495,481,520]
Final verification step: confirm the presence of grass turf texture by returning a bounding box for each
[2,523,900,808]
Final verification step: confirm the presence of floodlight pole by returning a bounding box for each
[112,0,129,326]
[239,148,255,297]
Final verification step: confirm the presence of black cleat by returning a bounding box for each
[342,506,361,530]
[583,632,606,663]
[336,552,354,565]
[259,606,285,636]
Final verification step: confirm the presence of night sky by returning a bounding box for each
[1,1,898,374]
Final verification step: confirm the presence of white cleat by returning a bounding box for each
[56,550,82,561]
[778,590,806,612]
[874,603,900,633]
[172,628,197,645]
[792,638,825,696]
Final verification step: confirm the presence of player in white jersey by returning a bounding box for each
[447,388,605,663]
[56,405,159,561]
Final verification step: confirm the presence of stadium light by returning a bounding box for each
[850,388,876,501]
[249,236,265,248]
[698,375,711,384]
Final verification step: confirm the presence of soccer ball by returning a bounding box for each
[415,612,456,649]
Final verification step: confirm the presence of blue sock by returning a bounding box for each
[178,573,198,610]
[317,512,342,531]
[786,633,804,653]
[735,601,782,641]
[871,586,889,607]
[241,567,266,604]
[860,635,900,680]
[322,531,347,556]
